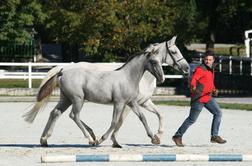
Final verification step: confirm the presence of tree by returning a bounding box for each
[2,0,252,61]
[0,0,46,43]
[40,0,197,61]
[194,0,252,51]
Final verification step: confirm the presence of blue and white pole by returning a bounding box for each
[41,154,252,163]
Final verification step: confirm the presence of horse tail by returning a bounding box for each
[23,66,63,123]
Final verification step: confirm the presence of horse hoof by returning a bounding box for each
[112,143,122,148]
[40,141,48,147]
[94,140,100,146]
[40,138,48,147]
[41,144,48,147]
[151,134,160,145]
[89,141,96,146]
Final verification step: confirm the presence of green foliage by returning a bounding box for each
[0,0,46,43]
[1,0,252,61]
[194,0,252,44]
[41,0,197,61]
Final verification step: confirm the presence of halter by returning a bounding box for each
[165,41,185,68]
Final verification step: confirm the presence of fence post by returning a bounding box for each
[219,56,222,72]
[33,55,36,62]
[251,58,252,76]
[28,62,32,88]
[229,56,232,75]
[199,53,202,63]
[240,60,243,75]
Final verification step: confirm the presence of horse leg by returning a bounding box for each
[40,93,71,147]
[110,106,131,148]
[142,99,164,139]
[96,102,125,145]
[128,101,160,145]
[80,120,96,142]
[69,99,95,145]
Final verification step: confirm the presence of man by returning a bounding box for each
[172,51,226,147]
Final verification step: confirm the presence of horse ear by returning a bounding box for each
[146,49,154,58]
[171,36,177,45]
[146,48,156,58]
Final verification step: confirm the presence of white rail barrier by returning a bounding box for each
[245,29,252,57]
[0,62,184,88]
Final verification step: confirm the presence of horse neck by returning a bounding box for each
[121,55,147,85]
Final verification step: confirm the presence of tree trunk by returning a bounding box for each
[205,0,220,52]
[206,30,215,52]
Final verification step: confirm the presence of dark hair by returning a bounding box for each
[204,50,215,58]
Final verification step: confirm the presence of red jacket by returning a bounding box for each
[191,64,215,103]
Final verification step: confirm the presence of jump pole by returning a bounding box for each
[41,154,252,163]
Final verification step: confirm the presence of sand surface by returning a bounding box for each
[0,102,251,166]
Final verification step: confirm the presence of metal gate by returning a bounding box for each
[0,41,35,62]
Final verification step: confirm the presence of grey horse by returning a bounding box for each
[23,46,165,146]
[24,36,190,147]
[110,37,190,147]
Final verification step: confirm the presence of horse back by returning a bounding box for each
[59,68,134,104]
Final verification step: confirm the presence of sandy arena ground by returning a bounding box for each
[0,102,251,166]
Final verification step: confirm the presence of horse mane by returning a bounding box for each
[115,48,149,71]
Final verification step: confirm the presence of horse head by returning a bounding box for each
[144,48,165,83]
[164,36,190,77]
[149,36,190,77]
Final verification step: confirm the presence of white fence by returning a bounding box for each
[245,29,252,57]
[0,62,183,88]
[194,52,252,76]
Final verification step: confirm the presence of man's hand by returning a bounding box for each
[213,88,218,97]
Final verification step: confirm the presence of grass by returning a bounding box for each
[0,79,41,88]
[153,100,252,111]
[0,80,251,111]
[210,46,245,56]
[190,45,246,56]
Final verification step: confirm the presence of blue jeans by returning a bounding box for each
[175,98,222,137]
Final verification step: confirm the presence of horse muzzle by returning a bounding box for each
[156,73,165,84]
[182,70,190,78]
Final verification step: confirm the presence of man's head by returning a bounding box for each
[204,51,215,69]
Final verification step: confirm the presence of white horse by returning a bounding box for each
[24,36,190,147]
[23,45,165,146]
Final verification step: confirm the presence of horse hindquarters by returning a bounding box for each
[23,71,60,123]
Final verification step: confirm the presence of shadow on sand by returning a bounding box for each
[0,144,97,148]
[0,143,210,148]
[125,143,173,148]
